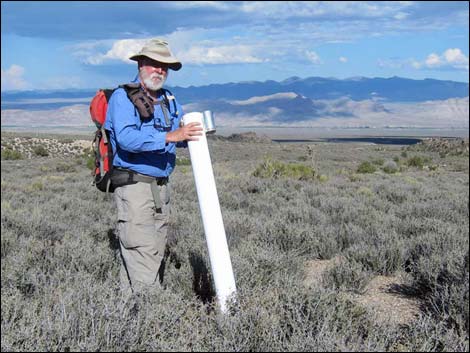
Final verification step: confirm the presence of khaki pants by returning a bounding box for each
[114,181,171,294]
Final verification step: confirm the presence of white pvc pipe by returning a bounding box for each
[182,112,237,313]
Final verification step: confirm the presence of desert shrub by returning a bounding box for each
[32,145,49,157]
[30,181,44,191]
[348,173,362,182]
[82,148,96,170]
[86,156,95,170]
[406,231,469,333]
[383,160,399,174]
[253,158,315,180]
[344,235,406,276]
[322,258,372,293]
[55,163,77,173]
[1,136,468,352]
[371,158,384,166]
[1,148,23,160]
[407,155,431,169]
[318,174,329,182]
[357,161,376,174]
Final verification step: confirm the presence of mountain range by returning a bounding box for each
[1,76,469,129]
[2,76,468,105]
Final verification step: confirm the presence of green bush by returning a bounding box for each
[81,148,95,170]
[253,158,315,180]
[407,156,428,169]
[33,145,49,157]
[356,161,376,174]
[1,149,23,160]
[318,174,329,183]
[85,155,95,170]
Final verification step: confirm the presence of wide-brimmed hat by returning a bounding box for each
[129,38,182,71]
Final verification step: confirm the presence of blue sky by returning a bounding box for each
[1,1,469,91]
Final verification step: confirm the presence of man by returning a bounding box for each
[104,38,202,294]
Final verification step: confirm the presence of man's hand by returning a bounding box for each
[165,122,203,142]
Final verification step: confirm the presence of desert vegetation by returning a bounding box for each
[1,131,469,351]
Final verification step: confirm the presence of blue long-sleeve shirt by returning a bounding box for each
[104,79,185,178]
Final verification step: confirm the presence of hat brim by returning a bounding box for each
[129,54,182,71]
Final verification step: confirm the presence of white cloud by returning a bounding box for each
[339,56,348,63]
[77,39,148,65]
[379,48,469,72]
[305,50,322,65]
[444,48,469,67]
[425,53,442,67]
[179,45,265,65]
[239,1,414,20]
[72,30,265,66]
[1,65,30,91]
[423,48,469,70]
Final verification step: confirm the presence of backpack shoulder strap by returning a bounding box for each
[102,88,117,102]
[161,88,179,117]
[119,83,154,120]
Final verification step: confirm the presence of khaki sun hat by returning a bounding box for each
[129,38,182,71]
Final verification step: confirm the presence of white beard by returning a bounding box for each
[140,70,167,91]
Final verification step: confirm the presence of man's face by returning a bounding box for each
[138,57,169,91]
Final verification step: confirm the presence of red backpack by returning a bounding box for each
[89,84,175,192]
[90,88,117,193]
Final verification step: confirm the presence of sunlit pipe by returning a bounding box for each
[182,111,237,313]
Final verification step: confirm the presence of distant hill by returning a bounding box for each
[171,76,469,103]
[1,76,468,110]
[2,94,468,129]
[2,76,468,129]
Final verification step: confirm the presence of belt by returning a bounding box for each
[112,168,168,186]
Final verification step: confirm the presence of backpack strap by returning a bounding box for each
[162,88,179,117]
[118,84,179,122]
[119,83,155,120]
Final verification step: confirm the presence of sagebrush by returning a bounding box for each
[1,133,469,351]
